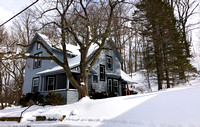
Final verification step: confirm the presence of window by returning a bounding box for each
[93,75,98,83]
[69,83,76,89]
[106,56,113,70]
[33,52,42,69]
[108,79,112,92]
[100,65,105,81]
[47,77,55,91]
[32,78,39,93]
[107,79,118,93]
[113,79,118,93]
[37,42,41,50]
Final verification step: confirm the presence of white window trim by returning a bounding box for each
[32,78,39,92]
[37,42,41,50]
[106,56,113,70]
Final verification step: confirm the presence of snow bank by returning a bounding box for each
[1,85,200,126]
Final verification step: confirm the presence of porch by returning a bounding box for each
[37,69,79,104]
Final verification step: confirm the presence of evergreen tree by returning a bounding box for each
[133,0,195,90]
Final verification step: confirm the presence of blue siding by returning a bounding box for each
[23,33,123,104]
[88,47,122,95]
[23,35,65,94]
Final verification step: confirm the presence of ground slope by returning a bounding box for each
[1,85,200,127]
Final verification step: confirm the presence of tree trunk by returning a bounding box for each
[0,59,2,108]
[182,24,190,57]
[78,77,89,100]
[152,27,163,90]
[134,30,138,72]
[146,68,152,92]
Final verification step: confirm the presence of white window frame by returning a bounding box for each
[106,55,113,70]
[37,42,41,50]
[32,77,39,92]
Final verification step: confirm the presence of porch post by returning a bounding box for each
[66,78,69,90]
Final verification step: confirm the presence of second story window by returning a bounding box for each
[100,64,105,81]
[106,55,113,70]
[33,52,42,69]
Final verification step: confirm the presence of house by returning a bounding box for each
[23,33,135,104]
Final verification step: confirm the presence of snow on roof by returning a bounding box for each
[36,66,63,75]
[37,43,98,75]
[121,70,136,83]
[36,57,80,75]
[37,33,80,55]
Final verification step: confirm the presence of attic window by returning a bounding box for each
[106,55,113,70]
[37,42,41,50]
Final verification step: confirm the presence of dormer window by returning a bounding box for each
[106,55,113,70]
[33,52,42,69]
[37,42,41,50]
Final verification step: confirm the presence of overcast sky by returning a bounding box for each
[0,0,36,27]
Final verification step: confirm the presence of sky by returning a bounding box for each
[0,0,36,27]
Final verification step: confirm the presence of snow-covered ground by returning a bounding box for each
[1,77,200,127]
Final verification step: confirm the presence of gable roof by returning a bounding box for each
[37,33,80,56]
[27,33,80,56]
[36,43,99,75]
[33,33,134,82]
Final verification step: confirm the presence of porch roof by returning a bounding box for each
[121,70,136,84]
[36,66,64,75]
[37,65,97,75]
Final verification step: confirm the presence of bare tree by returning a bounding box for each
[0,8,36,106]
[2,0,124,99]
[0,26,9,108]
[175,0,199,57]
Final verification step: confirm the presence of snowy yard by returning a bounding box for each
[1,82,200,127]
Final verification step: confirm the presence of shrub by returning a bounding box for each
[92,92,117,99]
[20,92,44,107]
[107,92,117,97]
[92,92,108,99]
[45,91,64,106]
